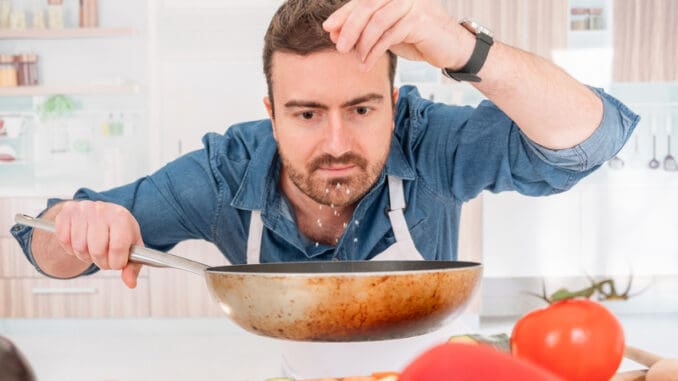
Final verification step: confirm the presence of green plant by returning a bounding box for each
[36,95,77,121]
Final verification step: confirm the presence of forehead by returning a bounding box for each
[270,50,391,103]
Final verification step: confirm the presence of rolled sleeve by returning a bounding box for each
[521,87,640,172]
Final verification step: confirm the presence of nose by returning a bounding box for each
[323,111,352,157]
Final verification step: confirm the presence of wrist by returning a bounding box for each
[445,22,477,70]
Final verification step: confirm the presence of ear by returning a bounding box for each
[263,96,278,140]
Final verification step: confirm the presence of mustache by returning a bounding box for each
[308,152,368,172]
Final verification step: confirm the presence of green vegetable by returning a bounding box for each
[36,95,77,121]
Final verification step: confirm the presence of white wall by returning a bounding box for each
[148,0,281,168]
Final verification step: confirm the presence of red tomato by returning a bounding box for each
[399,342,564,381]
[511,299,625,381]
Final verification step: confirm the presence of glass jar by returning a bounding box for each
[16,54,39,86]
[589,8,606,30]
[0,0,11,28]
[47,0,64,29]
[32,8,46,29]
[79,0,98,28]
[0,54,18,87]
[570,7,589,31]
[9,9,27,30]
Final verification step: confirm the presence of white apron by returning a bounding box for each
[247,176,478,379]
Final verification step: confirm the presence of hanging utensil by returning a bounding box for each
[649,134,660,169]
[649,112,660,170]
[663,113,678,171]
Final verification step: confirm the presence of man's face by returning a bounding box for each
[265,50,397,207]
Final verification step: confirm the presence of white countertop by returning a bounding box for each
[1,314,676,381]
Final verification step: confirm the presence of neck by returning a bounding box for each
[280,168,355,246]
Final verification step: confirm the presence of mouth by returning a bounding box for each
[316,165,357,176]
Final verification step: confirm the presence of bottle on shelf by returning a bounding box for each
[47,0,64,29]
[0,0,10,29]
[100,113,111,136]
[31,4,46,30]
[0,54,18,87]
[570,7,590,31]
[9,8,27,30]
[79,0,98,28]
[16,54,39,86]
[589,8,606,30]
[110,113,124,136]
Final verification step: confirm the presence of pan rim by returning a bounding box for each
[205,260,483,277]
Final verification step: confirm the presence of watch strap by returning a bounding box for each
[443,29,494,82]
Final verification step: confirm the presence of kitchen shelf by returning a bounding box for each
[0,84,141,97]
[0,27,138,40]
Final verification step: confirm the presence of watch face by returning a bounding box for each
[460,18,494,38]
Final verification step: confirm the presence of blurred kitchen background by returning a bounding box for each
[0,0,677,380]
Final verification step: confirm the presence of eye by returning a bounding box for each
[300,111,316,120]
[355,106,370,115]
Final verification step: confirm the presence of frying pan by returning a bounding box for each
[15,214,482,342]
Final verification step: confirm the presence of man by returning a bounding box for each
[11,0,638,377]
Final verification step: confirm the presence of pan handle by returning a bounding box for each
[14,214,209,275]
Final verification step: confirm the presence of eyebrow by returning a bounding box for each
[284,93,384,110]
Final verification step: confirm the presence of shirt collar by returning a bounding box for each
[231,131,415,211]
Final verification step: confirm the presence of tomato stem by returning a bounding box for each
[528,274,642,304]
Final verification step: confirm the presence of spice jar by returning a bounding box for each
[47,0,64,29]
[79,0,98,28]
[16,54,39,86]
[9,9,27,29]
[0,54,18,87]
[0,0,11,28]
[570,7,589,31]
[589,8,606,30]
[32,8,46,29]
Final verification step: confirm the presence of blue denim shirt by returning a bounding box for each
[11,86,639,277]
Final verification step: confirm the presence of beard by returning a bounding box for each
[279,147,388,207]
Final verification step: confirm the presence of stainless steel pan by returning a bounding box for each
[16,214,482,342]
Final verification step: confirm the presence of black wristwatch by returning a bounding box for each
[442,19,494,83]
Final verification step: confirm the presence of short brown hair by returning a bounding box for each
[263,0,398,116]
[0,337,35,381]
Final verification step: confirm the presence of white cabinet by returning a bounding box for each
[149,1,277,166]
[0,0,149,196]
[0,196,152,318]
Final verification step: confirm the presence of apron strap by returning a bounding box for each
[246,176,414,264]
[387,176,415,245]
[246,210,263,264]
[388,175,406,210]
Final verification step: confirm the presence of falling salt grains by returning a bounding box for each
[319,205,323,210]
[330,203,335,209]
[335,238,339,244]
[316,218,322,228]
[315,242,319,247]
[354,220,360,226]
[333,210,338,216]
[345,188,351,195]
[325,188,329,194]
[343,222,347,228]
[353,238,358,243]
[336,182,342,189]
